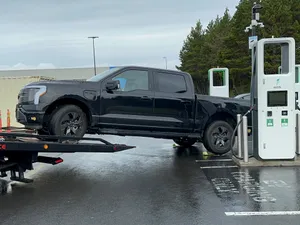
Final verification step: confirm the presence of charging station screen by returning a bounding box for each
[267,91,288,107]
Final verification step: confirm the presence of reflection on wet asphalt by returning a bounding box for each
[1,136,300,225]
[202,166,300,212]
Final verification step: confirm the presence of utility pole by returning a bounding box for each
[245,2,264,46]
[163,57,167,69]
[88,36,99,75]
[245,1,264,154]
[245,1,264,106]
[245,2,264,44]
[245,2,264,36]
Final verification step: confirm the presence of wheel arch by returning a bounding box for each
[203,110,237,133]
[202,110,237,155]
[43,96,92,127]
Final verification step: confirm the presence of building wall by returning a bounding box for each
[0,66,110,128]
[0,66,109,80]
[0,76,55,127]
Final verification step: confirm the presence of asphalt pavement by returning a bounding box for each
[1,135,300,225]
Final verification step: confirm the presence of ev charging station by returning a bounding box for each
[251,37,296,160]
[278,64,300,82]
[278,64,300,112]
[277,65,300,112]
[208,67,229,97]
[278,64,300,154]
[295,65,300,155]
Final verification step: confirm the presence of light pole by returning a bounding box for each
[88,36,99,75]
[245,2,264,154]
[163,57,168,69]
[245,2,264,103]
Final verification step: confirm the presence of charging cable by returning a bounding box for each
[230,105,255,160]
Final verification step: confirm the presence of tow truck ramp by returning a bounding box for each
[0,128,135,183]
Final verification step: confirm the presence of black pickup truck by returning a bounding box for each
[16,66,251,155]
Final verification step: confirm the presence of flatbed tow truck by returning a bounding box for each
[0,127,135,183]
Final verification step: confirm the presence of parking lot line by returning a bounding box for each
[196,159,232,162]
[200,165,238,169]
[225,211,300,216]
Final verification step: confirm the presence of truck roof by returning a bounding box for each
[115,65,189,75]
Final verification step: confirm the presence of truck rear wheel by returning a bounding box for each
[173,138,197,147]
[49,104,88,138]
[203,120,234,155]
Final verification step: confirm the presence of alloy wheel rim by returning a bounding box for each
[212,126,230,149]
[60,112,83,136]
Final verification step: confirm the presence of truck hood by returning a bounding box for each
[23,80,98,96]
[26,79,88,86]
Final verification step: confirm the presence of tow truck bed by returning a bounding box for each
[0,128,135,183]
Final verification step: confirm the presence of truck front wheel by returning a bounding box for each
[49,104,88,138]
[203,120,234,155]
[173,138,197,147]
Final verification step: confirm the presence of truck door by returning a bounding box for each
[99,68,155,129]
[153,71,194,132]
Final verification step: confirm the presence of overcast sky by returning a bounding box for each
[0,0,240,71]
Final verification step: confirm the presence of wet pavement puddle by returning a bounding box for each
[197,159,300,216]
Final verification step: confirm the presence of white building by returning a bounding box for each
[0,66,110,80]
[0,66,111,127]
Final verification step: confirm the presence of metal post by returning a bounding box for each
[251,4,256,37]
[242,116,249,162]
[237,114,242,157]
[297,114,300,155]
[245,2,264,159]
[163,57,167,69]
[88,36,99,75]
[92,38,96,75]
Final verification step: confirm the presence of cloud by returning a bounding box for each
[0,0,240,70]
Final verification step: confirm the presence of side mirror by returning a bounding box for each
[105,80,120,91]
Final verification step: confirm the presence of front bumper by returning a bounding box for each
[16,105,45,130]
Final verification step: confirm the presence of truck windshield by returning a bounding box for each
[86,67,122,82]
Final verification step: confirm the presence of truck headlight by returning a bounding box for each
[19,85,47,105]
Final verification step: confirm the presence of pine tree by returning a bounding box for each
[176,20,207,93]
[200,9,232,91]
[176,10,233,94]
[177,0,300,95]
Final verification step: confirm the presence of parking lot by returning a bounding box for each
[1,135,300,225]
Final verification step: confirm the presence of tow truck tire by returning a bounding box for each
[203,120,234,155]
[49,104,88,138]
[173,138,197,147]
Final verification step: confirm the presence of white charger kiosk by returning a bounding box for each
[251,37,296,160]
[208,67,229,97]
[279,64,300,154]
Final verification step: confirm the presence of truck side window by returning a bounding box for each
[112,70,149,91]
[156,72,187,93]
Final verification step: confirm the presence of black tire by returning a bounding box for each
[203,120,234,155]
[49,104,88,138]
[173,138,197,147]
[37,129,49,135]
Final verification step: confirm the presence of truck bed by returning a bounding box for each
[0,127,135,183]
[0,128,135,153]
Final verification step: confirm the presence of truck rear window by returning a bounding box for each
[156,72,187,93]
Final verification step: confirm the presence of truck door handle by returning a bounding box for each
[141,96,151,100]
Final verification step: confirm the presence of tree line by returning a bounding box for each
[176,0,300,96]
